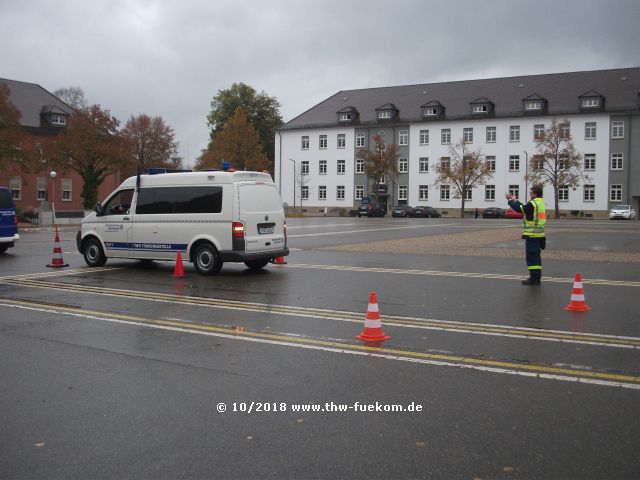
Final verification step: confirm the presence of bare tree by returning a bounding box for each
[528,119,589,219]
[53,87,87,110]
[434,139,494,218]
[357,134,399,210]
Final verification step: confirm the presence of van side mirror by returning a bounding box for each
[95,203,104,216]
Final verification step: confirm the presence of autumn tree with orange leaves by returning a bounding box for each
[0,83,36,172]
[197,107,269,172]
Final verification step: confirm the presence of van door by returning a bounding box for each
[237,183,286,254]
[99,189,134,258]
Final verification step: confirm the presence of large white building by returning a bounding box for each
[275,67,640,218]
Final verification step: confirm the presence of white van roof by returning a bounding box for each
[119,171,274,189]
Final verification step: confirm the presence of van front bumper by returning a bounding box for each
[221,248,289,262]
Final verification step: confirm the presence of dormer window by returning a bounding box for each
[424,107,438,116]
[470,97,493,116]
[378,111,391,119]
[421,100,444,120]
[579,90,605,111]
[374,103,398,122]
[336,106,359,124]
[525,101,542,111]
[51,114,67,126]
[473,105,487,113]
[41,105,69,128]
[339,113,351,121]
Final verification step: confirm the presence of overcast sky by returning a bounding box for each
[3,0,639,167]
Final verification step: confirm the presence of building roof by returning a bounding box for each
[0,78,74,128]
[280,67,640,131]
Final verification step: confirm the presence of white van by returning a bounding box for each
[76,171,288,274]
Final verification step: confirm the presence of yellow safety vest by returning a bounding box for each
[521,197,546,238]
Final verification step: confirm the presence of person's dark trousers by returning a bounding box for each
[524,237,542,284]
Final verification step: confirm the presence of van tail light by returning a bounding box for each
[232,221,245,238]
[13,215,18,225]
[283,220,287,234]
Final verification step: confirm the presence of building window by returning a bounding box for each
[319,135,327,149]
[318,186,327,200]
[584,185,595,202]
[611,120,624,139]
[337,159,345,174]
[355,158,364,174]
[398,185,408,201]
[356,133,366,147]
[301,136,309,150]
[534,124,545,139]
[509,155,520,171]
[585,122,596,140]
[51,114,67,125]
[440,185,450,201]
[532,155,545,170]
[419,129,429,145]
[378,111,391,119]
[355,185,364,200]
[337,134,346,149]
[337,185,345,200]
[486,126,496,143]
[10,177,21,200]
[424,107,438,116]
[609,184,622,202]
[509,185,520,198]
[485,156,496,171]
[441,128,451,144]
[61,178,72,201]
[463,127,473,143]
[560,122,570,139]
[339,113,351,121]
[525,101,542,111]
[558,186,569,201]
[301,160,309,175]
[473,104,488,113]
[398,158,408,173]
[509,126,520,142]
[37,177,47,201]
[464,188,472,201]
[419,157,429,173]
[319,160,327,175]
[301,185,309,200]
[399,130,408,146]
[582,98,599,108]
[419,185,429,201]
[440,157,450,170]
[584,154,596,171]
[610,153,623,170]
[485,185,495,201]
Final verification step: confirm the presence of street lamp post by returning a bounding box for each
[288,158,296,215]
[523,151,528,202]
[50,170,57,226]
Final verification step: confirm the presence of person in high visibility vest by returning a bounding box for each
[506,185,546,285]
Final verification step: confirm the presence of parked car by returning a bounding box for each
[609,204,637,220]
[410,206,441,218]
[358,202,386,217]
[482,207,506,218]
[0,186,20,254]
[505,209,524,219]
[392,205,413,217]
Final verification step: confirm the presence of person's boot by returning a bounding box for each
[522,272,541,285]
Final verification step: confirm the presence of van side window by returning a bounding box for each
[136,187,223,214]
[103,189,134,215]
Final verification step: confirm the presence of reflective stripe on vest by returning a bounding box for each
[521,197,546,238]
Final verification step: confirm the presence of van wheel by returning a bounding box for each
[244,259,269,270]
[193,243,223,275]
[83,238,107,267]
[0,245,8,254]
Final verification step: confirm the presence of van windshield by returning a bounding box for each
[239,184,282,213]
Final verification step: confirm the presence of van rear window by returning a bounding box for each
[136,186,223,214]
[0,189,13,209]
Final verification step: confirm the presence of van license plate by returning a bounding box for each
[259,227,274,234]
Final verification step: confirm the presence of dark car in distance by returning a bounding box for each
[482,207,505,218]
[410,206,441,218]
[392,205,413,217]
[358,202,386,217]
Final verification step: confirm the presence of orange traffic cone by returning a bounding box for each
[273,256,287,265]
[564,273,591,312]
[46,225,69,268]
[356,291,391,342]
[173,251,185,277]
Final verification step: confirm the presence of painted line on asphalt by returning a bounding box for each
[1,299,639,390]
[2,277,639,349]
